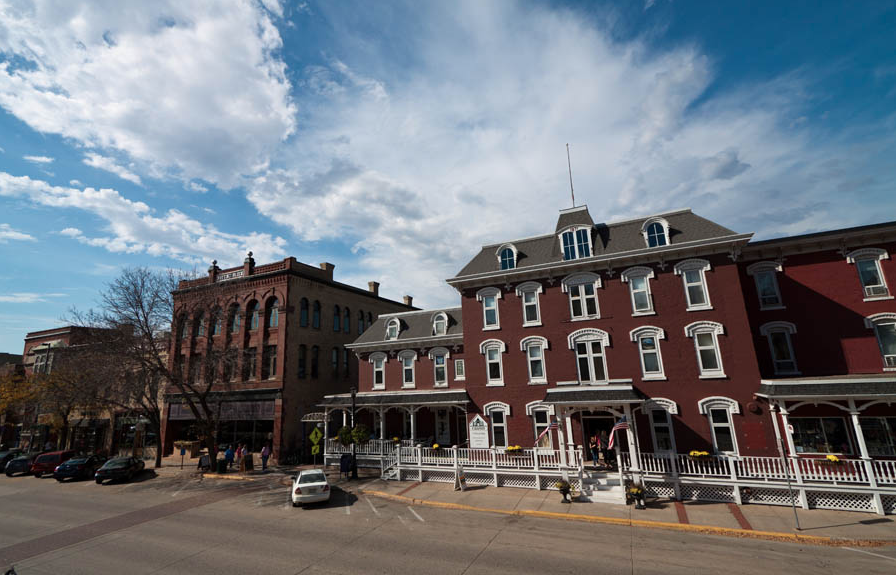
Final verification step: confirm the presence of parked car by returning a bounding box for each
[53,455,107,482]
[291,468,330,507]
[5,454,38,477]
[31,450,76,478]
[0,449,23,469]
[95,457,144,484]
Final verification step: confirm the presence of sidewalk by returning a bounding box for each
[357,479,896,546]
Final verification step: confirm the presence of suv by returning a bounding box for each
[31,450,76,477]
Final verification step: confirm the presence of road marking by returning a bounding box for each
[843,547,896,563]
[396,514,407,526]
[365,497,380,516]
[408,506,425,522]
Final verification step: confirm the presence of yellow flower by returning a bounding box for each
[432,443,440,449]
[825,454,840,463]
[392,436,400,442]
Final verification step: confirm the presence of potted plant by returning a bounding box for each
[817,454,843,466]
[392,436,401,445]
[337,426,353,447]
[688,450,711,461]
[554,479,573,503]
[627,483,647,509]
[431,443,441,450]
[505,445,524,455]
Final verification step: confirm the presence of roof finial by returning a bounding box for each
[247,251,253,258]
[566,143,575,208]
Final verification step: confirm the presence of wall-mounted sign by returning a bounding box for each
[469,414,490,448]
[216,269,244,282]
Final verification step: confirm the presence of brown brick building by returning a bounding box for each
[162,253,414,460]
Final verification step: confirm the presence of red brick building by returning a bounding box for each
[163,253,413,461]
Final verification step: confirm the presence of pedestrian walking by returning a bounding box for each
[261,444,270,471]
[224,445,234,469]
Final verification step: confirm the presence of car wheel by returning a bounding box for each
[56,477,63,482]
[5,471,13,477]
[34,471,42,478]
[292,501,300,507]
[96,478,103,484]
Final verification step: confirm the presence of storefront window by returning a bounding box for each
[790,417,852,454]
[860,417,896,456]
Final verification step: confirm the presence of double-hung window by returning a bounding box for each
[648,405,676,453]
[399,351,416,388]
[532,410,552,449]
[569,329,610,384]
[630,326,665,380]
[698,397,739,455]
[454,359,466,381]
[515,282,542,327]
[429,347,449,388]
[674,259,712,311]
[746,262,785,309]
[480,340,505,386]
[848,248,891,300]
[370,353,386,389]
[865,314,896,369]
[521,337,548,384]
[485,403,510,448]
[760,322,798,375]
[562,273,600,320]
[476,287,501,330]
[685,322,725,378]
[621,267,655,315]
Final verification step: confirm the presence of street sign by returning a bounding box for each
[469,414,489,448]
[180,447,187,456]
[311,445,320,455]
[310,427,323,445]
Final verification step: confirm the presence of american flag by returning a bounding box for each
[534,419,560,446]
[607,417,629,450]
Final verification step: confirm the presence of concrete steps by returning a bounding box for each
[580,470,625,504]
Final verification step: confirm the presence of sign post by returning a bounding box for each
[180,447,186,470]
[310,427,323,466]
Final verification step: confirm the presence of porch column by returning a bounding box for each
[556,408,569,480]
[623,403,641,474]
[848,400,884,515]
[779,405,808,510]
[410,407,417,443]
[342,410,347,427]
[565,411,575,447]
[323,407,329,456]
[379,407,386,440]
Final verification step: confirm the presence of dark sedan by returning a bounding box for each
[54,455,107,481]
[0,449,23,469]
[5,454,37,477]
[95,457,144,484]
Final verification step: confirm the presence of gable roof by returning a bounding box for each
[347,307,463,349]
[453,207,740,279]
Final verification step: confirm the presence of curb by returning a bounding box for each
[201,473,265,482]
[361,489,896,548]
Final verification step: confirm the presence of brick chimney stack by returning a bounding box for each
[319,262,335,280]
[368,281,380,296]
[403,295,413,307]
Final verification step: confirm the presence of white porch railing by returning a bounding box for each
[326,438,414,456]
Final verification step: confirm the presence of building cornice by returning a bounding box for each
[346,334,464,351]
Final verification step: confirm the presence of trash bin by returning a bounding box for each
[216,458,228,474]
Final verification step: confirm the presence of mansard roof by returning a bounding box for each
[452,207,740,280]
[347,307,463,350]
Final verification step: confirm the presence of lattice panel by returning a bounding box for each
[740,487,796,506]
[498,474,537,489]
[680,484,735,503]
[400,469,421,481]
[880,494,896,515]
[464,472,494,486]
[807,491,874,512]
[422,470,454,483]
[645,481,675,498]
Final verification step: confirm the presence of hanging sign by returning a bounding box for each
[469,414,490,449]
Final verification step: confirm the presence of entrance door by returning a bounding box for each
[581,412,619,463]
[435,409,450,445]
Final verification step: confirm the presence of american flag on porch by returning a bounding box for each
[534,419,560,446]
[607,417,629,450]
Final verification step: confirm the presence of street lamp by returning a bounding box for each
[350,386,358,480]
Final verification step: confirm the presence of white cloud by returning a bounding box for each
[0,0,296,189]
[0,223,36,242]
[0,292,65,303]
[0,172,288,266]
[187,181,209,193]
[82,153,142,185]
[68,179,82,187]
[23,155,53,164]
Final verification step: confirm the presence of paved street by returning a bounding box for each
[2,470,896,574]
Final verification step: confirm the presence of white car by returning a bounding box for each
[291,469,331,506]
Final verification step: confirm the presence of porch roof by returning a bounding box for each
[756,374,896,399]
[319,389,470,408]
[543,385,643,405]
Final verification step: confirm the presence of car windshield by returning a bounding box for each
[104,459,130,469]
[299,472,326,484]
[66,458,88,465]
[36,454,58,463]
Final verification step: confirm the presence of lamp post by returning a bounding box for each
[350,386,358,480]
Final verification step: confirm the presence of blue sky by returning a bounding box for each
[1,0,895,353]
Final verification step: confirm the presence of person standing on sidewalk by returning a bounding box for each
[224,445,234,469]
[261,444,270,471]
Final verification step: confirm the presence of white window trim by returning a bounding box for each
[515,281,544,327]
[641,217,670,248]
[759,321,800,375]
[561,272,601,321]
[568,328,610,384]
[369,352,387,390]
[643,398,678,454]
[520,335,549,385]
[558,225,593,261]
[454,358,466,381]
[496,243,518,270]
[864,313,896,371]
[483,402,511,448]
[431,312,449,336]
[847,248,892,301]
[385,318,400,341]
[398,350,417,389]
[480,339,506,386]
[746,261,785,310]
[674,258,713,311]
[428,347,451,387]
[620,266,656,316]
[629,326,666,381]
[476,287,502,331]
[697,396,740,455]
[684,321,726,378]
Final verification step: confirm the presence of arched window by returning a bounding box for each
[312,301,321,329]
[358,310,365,334]
[479,339,506,386]
[432,312,447,336]
[178,314,188,340]
[520,336,548,384]
[398,350,416,388]
[249,301,260,330]
[300,298,309,327]
[646,222,667,247]
[194,312,205,338]
[367,312,373,329]
[333,305,341,332]
[499,247,515,270]
[369,352,386,389]
[211,307,223,336]
[759,321,798,375]
[483,402,511,448]
[864,313,896,369]
[568,328,611,384]
[429,347,450,387]
[685,321,726,378]
[629,326,666,380]
[229,305,240,333]
[311,345,319,378]
[697,397,740,455]
[267,298,279,328]
[344,307,351,334]
[386,318,400,340]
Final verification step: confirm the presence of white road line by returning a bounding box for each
[843,547,896,563]
[396,514,407,525]
[408,506,425,522]
[365,497,380,516]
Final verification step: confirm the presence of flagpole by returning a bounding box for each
[566,143,575,208]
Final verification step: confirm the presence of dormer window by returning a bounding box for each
[386,318,400,340]
[432,312,448,336]
[497,244,517,270]
[641,217,670,248]
[560,227,592,261]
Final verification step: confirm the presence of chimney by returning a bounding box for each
[208,259,220,282]
[368,281,380,296]
[319,262,335,280]
[403,295,413,307]
[243,251,255,276]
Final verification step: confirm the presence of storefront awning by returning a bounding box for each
[320,390,469,408]
[543,385,643,406]
[756,374,896,400]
